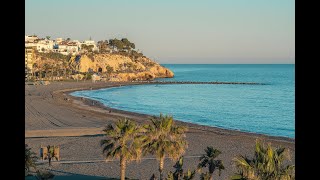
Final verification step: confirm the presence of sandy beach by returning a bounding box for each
[25,81,295,180]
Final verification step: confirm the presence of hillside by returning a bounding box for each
[32,52,174,81]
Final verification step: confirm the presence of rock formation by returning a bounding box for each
[32,52,174,81]
[69,54,174,81]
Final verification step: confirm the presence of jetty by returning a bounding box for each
[135,81,265,85]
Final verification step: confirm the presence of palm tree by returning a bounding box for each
[43,63,51,80]
[25,144,38,176]
[32,63,39,79]
[183,170,195,180]
[232,139,295,180]
[167,156,195,180]
[142,114,188,180]
[200,172,211,180]
[230,155,256,180]
[166,156,183,180]
[46,145,59,166]
[100,118,142,180]
[150,174,157,180]
[197,147,225,180]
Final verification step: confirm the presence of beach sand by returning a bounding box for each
[25,81,295,180]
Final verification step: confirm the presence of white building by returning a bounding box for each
[80,40,98,52]
[25,39,54,53]
[35,40,54,52]
[57,44,68,55]
[83,40,95,45]
[25,35,39,43]
[52,41,80,55]
[25,42,37,48]
[71,40,81,46]
[25,36,99,55]
[25,46,35,75]
[66,43,79,55]
[56,38,64,44]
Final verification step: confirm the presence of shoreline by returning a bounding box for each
[25,81,294,179]
[65,81,293,143]
[25,80,294,142]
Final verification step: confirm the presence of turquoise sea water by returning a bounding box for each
[71,64,295,138]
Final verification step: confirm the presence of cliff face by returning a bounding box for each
[33,52,174,81]
[70,54,174,81]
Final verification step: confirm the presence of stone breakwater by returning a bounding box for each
[125,81,265,85]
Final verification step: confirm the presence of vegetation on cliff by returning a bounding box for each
[29,38,174,81]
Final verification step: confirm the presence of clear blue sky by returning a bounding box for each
[25,0,294,64]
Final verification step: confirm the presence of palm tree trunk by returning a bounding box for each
[159,156,164,180]
[210,173,213,180]
[120,156,126,180]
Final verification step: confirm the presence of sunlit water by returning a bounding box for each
[71,64,294,138]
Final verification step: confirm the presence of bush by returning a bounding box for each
[232,139,295,180]
[85,73,92,80]
[87,53,94,61]
[37,52,71,61]
[36,170,55,180]
[25,144,38,176]
[28,76,36,82]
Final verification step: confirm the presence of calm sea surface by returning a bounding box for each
[71,64,295,138]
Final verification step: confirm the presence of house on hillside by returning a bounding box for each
[25,35,39,43]
[56,38,64,44]
[66,42,79,55]
[35,39,54,53]
[57,42,68,55]
[80,40,98,52]
[25,46,36,79]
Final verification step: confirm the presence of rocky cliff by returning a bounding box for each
[33,52,174,81]
[69,54,174,81]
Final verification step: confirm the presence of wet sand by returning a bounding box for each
[25,81,294,180]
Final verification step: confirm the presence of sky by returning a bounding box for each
[25,0,295,64]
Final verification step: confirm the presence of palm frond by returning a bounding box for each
[232,139,295,180]
[198,146,224,179]
[25,144,38,172]
[183,170,195,180]
[101,118,142,162]
[142,113,188,161]
[200,172,211,180]
[197,158,209,171]
[102,142,115,155]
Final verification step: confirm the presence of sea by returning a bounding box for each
[71,64,295,138]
